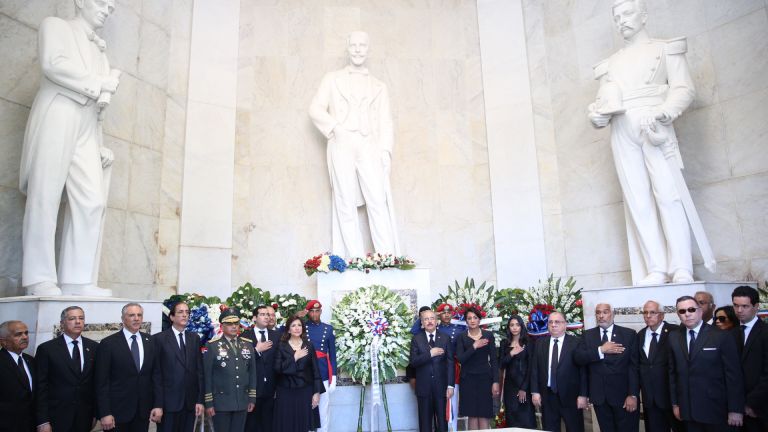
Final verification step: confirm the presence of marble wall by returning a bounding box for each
[0,0,192,299]
[233,0,496,297]
[523,0,768,289]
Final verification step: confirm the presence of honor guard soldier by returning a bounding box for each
[204,309,257,432]
[305,300,337,432]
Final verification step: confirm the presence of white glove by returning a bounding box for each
[328,377,337,393]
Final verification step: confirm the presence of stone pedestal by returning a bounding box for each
[317,268,431,324]
[0,296,164,353]
[581,281,758,330]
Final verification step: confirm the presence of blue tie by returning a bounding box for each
[130,335,140,371]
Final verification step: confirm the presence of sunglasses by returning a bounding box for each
[677,307,698,315]
[714,316,729,323]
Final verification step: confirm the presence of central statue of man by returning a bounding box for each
[309,31,400,258]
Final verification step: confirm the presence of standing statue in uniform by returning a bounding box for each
[19,0,120,296]
[588,0,715,285]
[309,31,400,258]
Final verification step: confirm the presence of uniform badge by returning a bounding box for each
[221,361,227,367]
[241,348,251,359]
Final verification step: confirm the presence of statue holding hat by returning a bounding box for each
[587,0,715,285]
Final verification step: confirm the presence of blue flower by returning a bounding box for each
[329,254,347,272]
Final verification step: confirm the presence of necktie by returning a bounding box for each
[648,332,658,360]
[742,325,748,345]
[72,340,82,372]
[130,335,141,371]
[260,330,266,343]
[17,356,30,390]
[178,332,187,362]
[688,329,696,358]
[550,338,559,393]
[429,333,435,348]
[602,329,608,344]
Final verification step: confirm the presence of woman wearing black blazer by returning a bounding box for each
[273,315,325,431]
[456,307,499,430]
[499,315,536,428]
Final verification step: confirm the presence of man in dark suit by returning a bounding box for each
[636,300,681,432]
[669,295,744,431]
[0,320,34,432]
[531,311,588,432]
[152,301,204,431]
[409,309,454,432]
[575,303,640,432]
[35,306,98,432]
[241,305,280,432]
[95,302,159,431]
[732,285,768,432]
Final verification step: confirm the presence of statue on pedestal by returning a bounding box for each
[309,31,400,258]
[588,0,716,285]
[19,0,120,297]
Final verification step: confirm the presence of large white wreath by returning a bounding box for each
[330,284,411,384]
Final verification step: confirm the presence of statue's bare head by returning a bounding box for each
[347,31,370,67]
[612,0,648,41]
[74,0,115,31]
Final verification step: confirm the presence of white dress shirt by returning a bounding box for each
[122,327,144,368]
[686,321,703,347]
[742,315,759,345]
[597,324,615,359]
[643,322,665,357]
[63,333,84,370]
[7,350,33,390]
[547,335,563,387]
[172,327,186,349]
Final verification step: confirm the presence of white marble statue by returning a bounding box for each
[588,0,715,285]
[19,0,119,297]
[309,31,400,258]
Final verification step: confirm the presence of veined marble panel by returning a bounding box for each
[0,15,38,107]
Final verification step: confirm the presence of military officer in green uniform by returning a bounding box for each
[204,309,257,432]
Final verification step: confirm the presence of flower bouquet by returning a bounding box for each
[271,293,308,326]
[225,282,271,325]
[433,278,502,334]
[346,253,416,273]
[331,285,412,432]
[304,252,348,276]
[519,275,584,336]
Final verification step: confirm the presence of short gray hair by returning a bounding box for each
[121,302,143,317]
[60,306,85,322]
[643,300,662,311]
[0,320,24,338]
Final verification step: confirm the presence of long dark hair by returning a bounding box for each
[280,315,308,343]
[505,314,529,347]
[713,305,738,329]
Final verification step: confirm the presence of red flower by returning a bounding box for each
[272,303,279,309]
[575,299,583,307]
[219,305,229,312]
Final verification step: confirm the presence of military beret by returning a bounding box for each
[305,300,322,311]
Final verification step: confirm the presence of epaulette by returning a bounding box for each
[592,58,609,80]
[209,335,222,343]
[664,36,687,55]
[240,337,253,343]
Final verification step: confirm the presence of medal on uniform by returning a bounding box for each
[221,361,226,367]
[241,348,251,359]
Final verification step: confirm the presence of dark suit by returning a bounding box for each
[637,322,682,432]
[530,334,587,432]
[35,335,97,431]
[152,329,203,432]
[95,330,157,432]
[575,325,640,432]
[738,318,768,432]
[241,327,280,432]
[409,330,454,432]
[0,348,34,432]
[668,323,744,431]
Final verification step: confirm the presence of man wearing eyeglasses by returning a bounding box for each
[731,285,768,432]
[241,305,279,432]
[694,292,716,325]
[668,295,743,431]
[636,301,681,432]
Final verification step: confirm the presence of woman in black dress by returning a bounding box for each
[273,315,325,431]
[456,307,499,430]
[499,314,536,428]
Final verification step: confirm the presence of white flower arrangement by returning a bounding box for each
[331,285,412,384]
